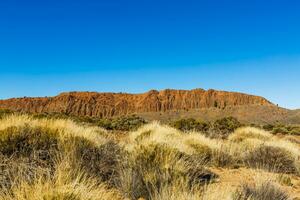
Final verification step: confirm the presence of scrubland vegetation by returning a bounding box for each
[0,112,300,199]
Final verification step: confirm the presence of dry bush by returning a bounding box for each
[151,181,204,200]
[0,115,118,193]
[118,143,217,200]
[211,147,236,168]
[0,126,61,191]
[0,115,108,146]
[243,145,297,174]
[233,181,291,200]
[185,140,213,162]
[0,162,123,200]
[70,139,124,186]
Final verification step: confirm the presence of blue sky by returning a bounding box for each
[0,0,300,109]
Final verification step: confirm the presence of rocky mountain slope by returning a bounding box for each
[0,88,297,124]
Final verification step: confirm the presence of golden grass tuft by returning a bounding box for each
[229,127,272,142]
[0,114,108,146]
[0,161,123,200]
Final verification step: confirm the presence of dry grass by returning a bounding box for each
[0,161,123,200]
[0,115,299,199]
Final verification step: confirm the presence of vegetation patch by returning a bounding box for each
[170,116,242,138]
[71,139,124,186]
[243,146,297,174]
[233,181,290,200]
[170,118,209,132]
[34,113,147,131]
[0,126,61,191]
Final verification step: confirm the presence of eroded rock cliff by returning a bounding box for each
[0,89,273,118]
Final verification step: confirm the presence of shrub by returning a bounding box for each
[272,127,290,135]
[117,143,217,199]
[210,117,242,138]
[188,142,212,163]
[243,146,297,173]
[262,124,274,131]
[0,109,14,119]
[0,126,60,190]
[0,126,59,158]
[211,148,236,168]
[277,174,293,187]
[233,181,290,200]
[94,115,146,131]
[0,167,123,200]
[289,127,300,136]
[183,155,218,186]
[170,118,209,132]
[70,139,124,186]
[33,113,147,131]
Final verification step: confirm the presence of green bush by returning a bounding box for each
[101,115,147,131]
[262,124,274,131]
[272,127,290,135]
[289,127,300,136]
[170,118,209,132]
[210,117,242,138]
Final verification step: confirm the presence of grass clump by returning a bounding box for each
[243,145,297,174]
[0,126,60,190]
[229,127,272,142]
[0,163,123,200]
[118,143,217,200]
[233,181,290,200]
[70,139,124,187]
[0,109,14,119]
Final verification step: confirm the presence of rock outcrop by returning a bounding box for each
[0,89,273,118]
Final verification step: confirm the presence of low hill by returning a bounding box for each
[0,88,298,124]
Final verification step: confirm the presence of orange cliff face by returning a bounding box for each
[0,89,273,118]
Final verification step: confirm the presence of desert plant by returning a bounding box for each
[188,143,212,163]
[117,143,217,199]
[243,145,297,173]
[209,117,242,138]
[0,163,123,200]
[262,124,274,131]
[0,126,61,191]
[0,109,13,119]
[170,118,209,133]
[70,138,124,186]
[211,148,236,167]
[229,127,272,142]
[272,126,290,135]
[233,181,290,200]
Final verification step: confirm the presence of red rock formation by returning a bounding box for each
[0,89,273,118]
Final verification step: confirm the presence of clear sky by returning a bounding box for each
[0,0,299,109]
